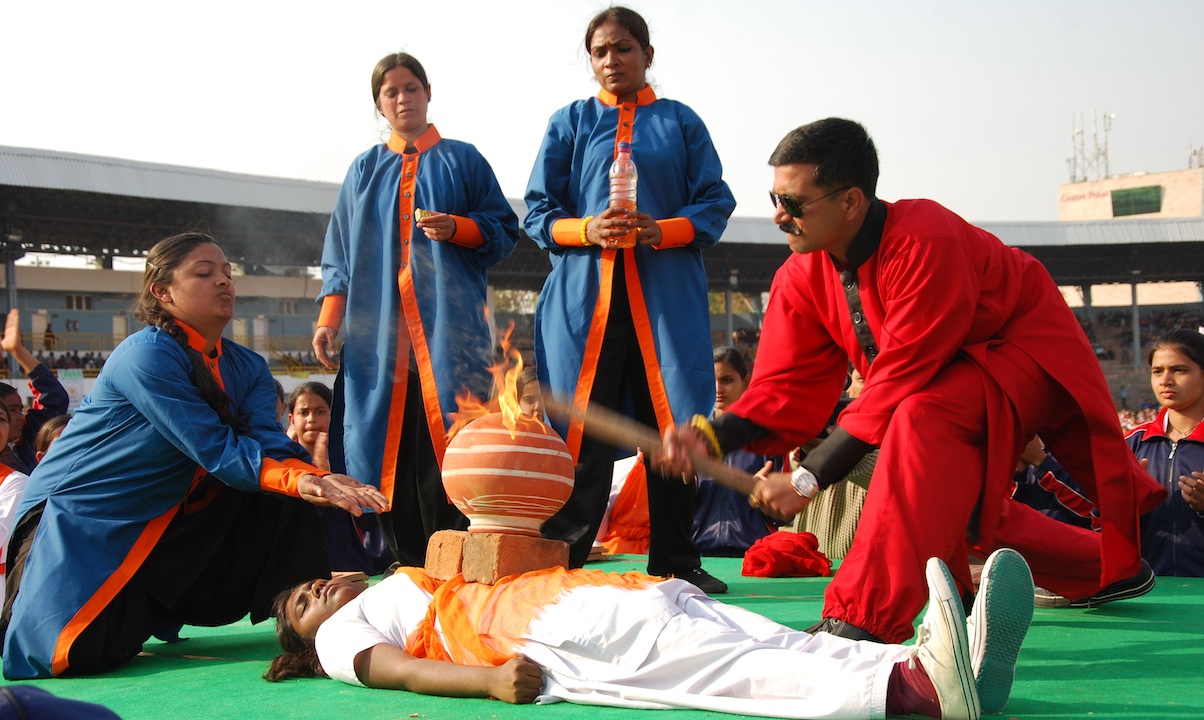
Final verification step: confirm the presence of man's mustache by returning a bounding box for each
[778,222,801,236]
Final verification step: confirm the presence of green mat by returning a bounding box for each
[2,555,1201,719]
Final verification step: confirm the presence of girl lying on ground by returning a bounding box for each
[267,550,1036,720]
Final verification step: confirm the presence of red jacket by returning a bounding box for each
[729,199,1165,586]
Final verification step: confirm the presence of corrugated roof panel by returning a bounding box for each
[0,145,339,214]
[980,218,1204,247]
[4,145,1203,247]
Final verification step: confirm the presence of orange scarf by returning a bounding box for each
[403,566,657,666]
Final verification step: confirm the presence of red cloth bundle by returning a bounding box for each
[741,531,833,578]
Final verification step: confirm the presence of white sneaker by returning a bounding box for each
[912,557,979,720]
[967,549,1034,714]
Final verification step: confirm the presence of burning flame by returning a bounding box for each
[447,320,551,441]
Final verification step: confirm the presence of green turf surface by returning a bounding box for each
[2,555,1201,719]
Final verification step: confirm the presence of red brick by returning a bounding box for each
[461,533,570,584]
[424,530,468,580]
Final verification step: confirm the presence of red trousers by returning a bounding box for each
[827,349,1124,643]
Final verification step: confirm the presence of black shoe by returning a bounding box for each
[672,567,728,594]
[149,617,187,644]
[1034,559,1155,608]
[805,617,885,643]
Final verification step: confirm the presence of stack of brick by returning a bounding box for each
[424,530,569,583]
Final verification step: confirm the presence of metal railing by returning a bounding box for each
[12,333,334,379]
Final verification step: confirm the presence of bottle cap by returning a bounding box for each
[617,141,631,151]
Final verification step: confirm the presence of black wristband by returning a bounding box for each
[711,412,770,454]
[799,426,876,489]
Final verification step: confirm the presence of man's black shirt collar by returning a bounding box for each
[833,197,886,270]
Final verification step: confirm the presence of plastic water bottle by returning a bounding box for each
[608,141,638,248]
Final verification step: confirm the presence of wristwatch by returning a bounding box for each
[790,466,820,499]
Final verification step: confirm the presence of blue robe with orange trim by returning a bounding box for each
[320,127,518,493]
[3,326,321,679]
[524,89,735,449]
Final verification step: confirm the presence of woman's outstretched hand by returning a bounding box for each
[298,473,389,515]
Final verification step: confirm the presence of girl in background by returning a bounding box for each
[33,414,69,463]
[0,405,30,608]
[289,382,392,576]
[692,347,780,556]
[1127,329,1204,576]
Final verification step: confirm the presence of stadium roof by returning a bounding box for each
[3,145,1203,291]
[0,145,337,214]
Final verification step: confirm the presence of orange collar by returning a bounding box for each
[176,320,223,360]
[596,85,658,107]
[387,124,443,155]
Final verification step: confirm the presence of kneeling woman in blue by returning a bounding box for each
[1,233,388,679]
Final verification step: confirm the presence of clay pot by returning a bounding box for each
[442,412,574,536]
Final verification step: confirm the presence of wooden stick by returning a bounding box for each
[542,393,761,496]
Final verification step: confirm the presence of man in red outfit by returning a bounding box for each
[663,117,1165,647]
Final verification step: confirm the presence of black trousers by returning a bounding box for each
[2,479,330,676]
[542,254,702,572]
[376,369,468,568]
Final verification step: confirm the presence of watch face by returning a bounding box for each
[791,467,818,499]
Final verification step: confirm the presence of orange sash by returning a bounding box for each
[403,566,657,666]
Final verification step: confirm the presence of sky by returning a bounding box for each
[3,0,1202,224]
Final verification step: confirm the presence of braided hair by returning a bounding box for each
[133,232,244,430]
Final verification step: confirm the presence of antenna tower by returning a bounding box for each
[1067,109,1114,183]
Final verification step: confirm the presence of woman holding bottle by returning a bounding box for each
[314,53,519,566]
[524,6,735,590]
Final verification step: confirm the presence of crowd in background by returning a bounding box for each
[31,350,106,371]
[1091,308,1204,348]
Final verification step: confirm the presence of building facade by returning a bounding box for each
[1059,167,1204,221]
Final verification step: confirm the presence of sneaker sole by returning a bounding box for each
[1067,565,1155,608]
[924,558,980,720]
[1033,588,1076,609]
[1033,562,1156,609]
[970,549,1034,714]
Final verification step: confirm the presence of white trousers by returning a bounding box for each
[521,579,915,719]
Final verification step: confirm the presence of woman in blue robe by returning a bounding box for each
[2,233,386,679]
[524,7,735,590]
[314,53,519,565]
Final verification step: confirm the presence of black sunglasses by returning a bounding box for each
[769,185,851,218]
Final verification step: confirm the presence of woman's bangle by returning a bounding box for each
[690,414,722,458]
[580,216,594,246]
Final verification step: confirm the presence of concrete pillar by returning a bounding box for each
[1129,283,1141,370]
[725,270,739,346]
[3,227,24,378]
[725,287,734,345]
